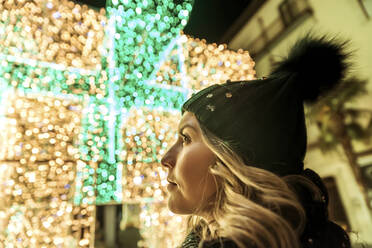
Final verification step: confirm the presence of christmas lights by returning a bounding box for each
[139,201,187,248]
[0,0,106,69]
[0,0,257,247]
[154,34,256,90]
[0,0,197,247]
[121,107,180,203]
[0,91,93,247]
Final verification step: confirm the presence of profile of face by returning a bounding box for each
[161,112,217,216]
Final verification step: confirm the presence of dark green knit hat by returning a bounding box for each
[182,35,349,176]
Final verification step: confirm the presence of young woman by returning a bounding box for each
[161,35,351,248]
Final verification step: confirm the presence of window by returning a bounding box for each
[279,0,295,26]
[278,0,311,26]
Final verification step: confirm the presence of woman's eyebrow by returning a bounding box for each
[178,124,197,134]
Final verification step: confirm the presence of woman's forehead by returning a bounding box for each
[179,112,199,130]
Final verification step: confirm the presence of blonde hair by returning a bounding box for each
[186,126,308,248]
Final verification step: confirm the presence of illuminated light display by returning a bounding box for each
[121,107,180,203]
[0,0,194,206]
[0,0,196,247]
[91,0,194,204]
[0,0,106,70]
[154,33,256,91]
[0,91,94,247]
[179,34,256,89]
[138,201,187,247]
[0,0,257,247]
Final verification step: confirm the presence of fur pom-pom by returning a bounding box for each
[270,35,350,103]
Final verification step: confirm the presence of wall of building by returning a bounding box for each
[230,0,372,103]
[229,0,284,47]
[305,147,372,244]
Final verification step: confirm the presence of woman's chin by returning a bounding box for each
[167,199,192,215]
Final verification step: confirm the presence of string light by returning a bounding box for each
[106,0,193,82]
[155,34,256,90]
[0,91,94,247]
[93,0,194,205]
[0,0,106,70]
[121,107,180,203]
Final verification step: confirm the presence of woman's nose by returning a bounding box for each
[161,146,176,168]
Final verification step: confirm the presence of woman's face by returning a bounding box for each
[161,112,217,215]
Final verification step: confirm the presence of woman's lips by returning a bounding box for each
[166,177,177,191]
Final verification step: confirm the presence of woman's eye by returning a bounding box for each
[181,134,191,144]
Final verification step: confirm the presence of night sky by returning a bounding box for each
[75,0,252,43]
[183,0,251,43]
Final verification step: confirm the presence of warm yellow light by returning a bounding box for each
[0,90,93,247]
[0,0,106,69]
[156,33,256,92]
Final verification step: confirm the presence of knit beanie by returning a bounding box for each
[182,35,349,176]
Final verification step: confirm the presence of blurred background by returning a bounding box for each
[0,0,371,247]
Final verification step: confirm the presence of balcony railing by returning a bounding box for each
[246,0,313,60]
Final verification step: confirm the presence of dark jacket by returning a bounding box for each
[180,220,350,248]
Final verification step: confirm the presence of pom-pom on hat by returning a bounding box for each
[182,35,350,176]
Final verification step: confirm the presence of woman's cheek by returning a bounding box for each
[177,148,201,185]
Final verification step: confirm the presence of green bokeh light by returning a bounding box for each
[0,0,193,206]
